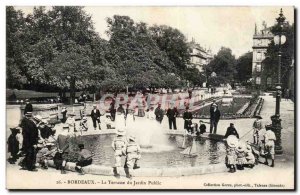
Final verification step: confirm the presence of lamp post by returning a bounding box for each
[269,8,286,155]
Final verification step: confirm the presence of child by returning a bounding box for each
[111,128,127,178]
[235,142,246,170]
[105,113,114,129]
[80,116,88,132]
[53,149,67,174]
[125,136,141,179]
[264,130,276,167]
[7,127,21,164]
[252,116,263,145]
[75,144,93,175]
[66,113,76,132]
[244,144,255,168]
[36,142,55,169]
[225,135,238,173]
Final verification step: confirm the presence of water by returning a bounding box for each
[74,134,227,168]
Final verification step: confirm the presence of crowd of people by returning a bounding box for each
[7,98,277,177]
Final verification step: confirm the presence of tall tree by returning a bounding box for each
[236,52,253,83]
[206,47,237,85]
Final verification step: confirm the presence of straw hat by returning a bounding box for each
[58,149,63,153]
[236,141,246,152]
[25,112,33,117]
[37,140,44,148]
[246,144,252,153]
[45,142,55,147]
[116,128,126,136]
[226,135,238,148]
[255,115,262,119]
[82,116,88,121]
[128,135,136,142]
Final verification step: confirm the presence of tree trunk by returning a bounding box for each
[70,77,76,105]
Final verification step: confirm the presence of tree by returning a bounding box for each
[263,23,294,90]
[236,52,253,84]
[206,47,237,85]
[149,25,190,75]
[105,15,176,91]
[6,6,29,88]
[183,67,205,88]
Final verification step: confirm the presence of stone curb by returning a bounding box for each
[48,160,227,177]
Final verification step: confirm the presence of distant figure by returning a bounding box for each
[24,99,33,115]
[53,149,67,174]
[224,123,239,139]
[166,106,178,130]
[90,105,101,130]
[199,120,207,135]
[61,107,68,123]
[183,106,193,133]
[75,144,93,175]
[225,135,238,173]
[117,104,125,114]
[110,99,116,121]
[66,113,76,132]
[210,102,221,134]
[80,116,88,132]
[154,104,164,124]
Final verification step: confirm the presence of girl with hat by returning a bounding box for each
[235,141,247,170]
[125,135,141,179]
[111,128,127,178]
[79,116,88,132]
[66,113,76,132]
[225,135,238,173]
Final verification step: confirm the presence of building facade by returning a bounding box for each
[252,22,275,90]
[188,40,213,72]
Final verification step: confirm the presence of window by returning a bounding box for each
[267,77,272,86]
[257,52,262,61]
[256,77,261,85]
[256,63,261,72]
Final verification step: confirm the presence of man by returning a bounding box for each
[111,128,127,178]
[210,103,221,134]
[61,107,68,123]
[110,98,116,121]
[183,106,193,133]
[75,144,93,175]
[252,116,263,145]
[224,123,239,139]
[166,105,178,130]
[19,112,39,171]
[154,103,164,124]
[264,130,276,167]
[24,99,33,115]
[90,105,101,130]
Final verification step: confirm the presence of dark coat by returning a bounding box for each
[20,117,39,151]
[154,107,164,121]
[183,111,193,129]
[90,109,101,120]
[210,108,221,122]
[24,103,33,114]
[224,126,239,138]
[166,108,178,119]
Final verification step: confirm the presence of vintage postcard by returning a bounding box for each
[6,6,295,190]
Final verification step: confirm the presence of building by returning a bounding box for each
[188,39,213,72]
[252,22,274,90]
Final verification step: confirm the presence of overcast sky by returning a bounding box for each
[15,6,294,57]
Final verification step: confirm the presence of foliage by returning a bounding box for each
[236,52,253,83]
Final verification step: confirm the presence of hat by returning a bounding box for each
[212,103,217,107]
[93,104,97,107]
[25,99,30,102]
[82,116,88,121]
[236,141,246,152]
[34,115,43,121]
[226,135,238,148]
[10,126,21,133]
[255,115,262,119]
[128,135,136,142]
[116,128,126,136]
[46,142,55,147]
[58,149,63,153]
[230,123,234,126]
[78,144,84,149]
[25,112,32,117]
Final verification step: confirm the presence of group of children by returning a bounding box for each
[111,128,141,179]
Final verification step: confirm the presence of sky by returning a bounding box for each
[15,6,294,57]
